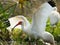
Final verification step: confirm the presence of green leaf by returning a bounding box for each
[0,2,4,13]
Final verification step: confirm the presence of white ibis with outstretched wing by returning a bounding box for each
[7,0,56,45]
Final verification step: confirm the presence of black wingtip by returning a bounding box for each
[48,0,56,7]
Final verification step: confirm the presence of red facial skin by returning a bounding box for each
[12,21,22,31]
[16,21,22,26]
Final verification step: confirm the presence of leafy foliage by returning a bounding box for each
[46,19,60,42]
[0,2,16,41]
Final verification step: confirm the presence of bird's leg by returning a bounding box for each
[51,43,55,45]
[34,38,39,45]
[51,41,55,45]
[42,41,47,45]
[28,37,32,45]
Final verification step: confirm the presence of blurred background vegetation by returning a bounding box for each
[0,0,60,45]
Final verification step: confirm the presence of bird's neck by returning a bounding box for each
[22,16,30,27]
[32,2,53,32]
[21,17,30,31]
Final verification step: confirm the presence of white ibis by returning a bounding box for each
[10,1,56,45]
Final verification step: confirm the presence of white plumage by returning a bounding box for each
[7,2,55,45]
[50,7,60,25]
